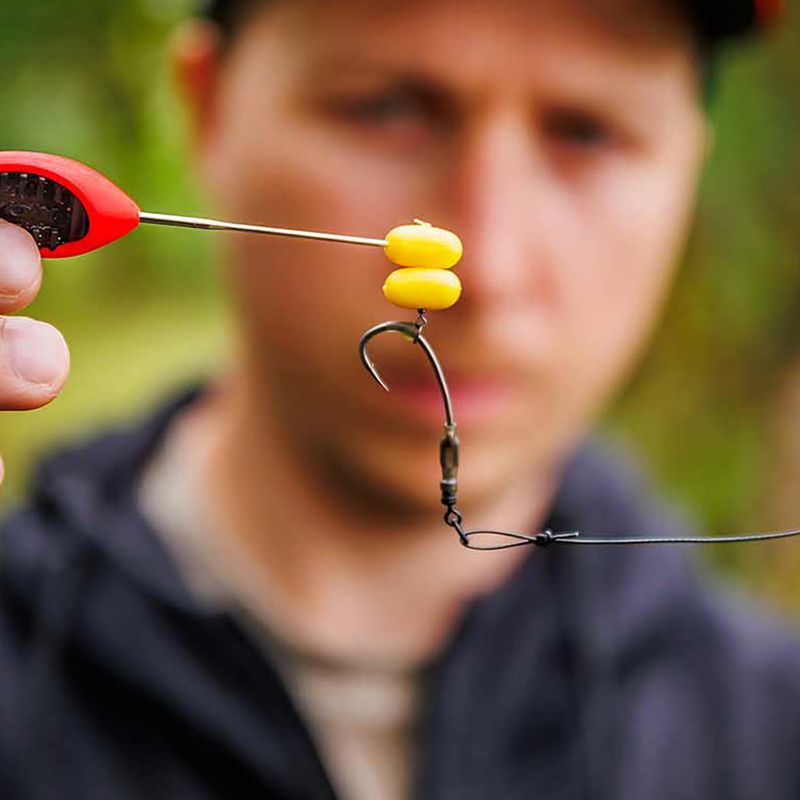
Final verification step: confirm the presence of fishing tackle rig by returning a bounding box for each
[2,150,799,551]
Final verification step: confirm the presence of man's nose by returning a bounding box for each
[447,115,536,306]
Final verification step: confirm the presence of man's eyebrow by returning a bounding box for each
[299,54,455,88]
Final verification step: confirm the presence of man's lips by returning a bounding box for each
[372,371,522,426]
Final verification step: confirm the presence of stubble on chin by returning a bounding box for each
[307,432,443,525]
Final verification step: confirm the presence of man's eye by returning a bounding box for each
[330,92,425,125]
[543,111,616,150]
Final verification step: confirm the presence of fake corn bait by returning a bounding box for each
[384,221,463,270]
[383,268,462,311]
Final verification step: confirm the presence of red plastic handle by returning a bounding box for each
[0,151,141,258]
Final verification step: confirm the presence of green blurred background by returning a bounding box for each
[1,1,800,610]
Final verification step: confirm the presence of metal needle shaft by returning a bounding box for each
[138,211,387,249]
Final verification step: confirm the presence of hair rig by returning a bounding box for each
[3,151,799,552]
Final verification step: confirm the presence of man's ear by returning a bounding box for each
[171,19,225,155]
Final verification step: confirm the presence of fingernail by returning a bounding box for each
[4,318,68,386]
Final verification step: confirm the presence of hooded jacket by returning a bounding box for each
[2,390,800,800]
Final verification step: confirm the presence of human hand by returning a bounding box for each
[0,221,70,484]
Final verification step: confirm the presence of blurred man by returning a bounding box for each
[2,0,799,798]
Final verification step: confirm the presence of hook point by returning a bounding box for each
[372,370,391,392]
[359,337,392,392]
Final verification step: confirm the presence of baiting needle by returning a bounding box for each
[138,211,388,249]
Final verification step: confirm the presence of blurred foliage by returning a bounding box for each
[1,1,800,611]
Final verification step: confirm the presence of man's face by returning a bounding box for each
[187,0,706,518]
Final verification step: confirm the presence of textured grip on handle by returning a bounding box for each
[0,152,141,258]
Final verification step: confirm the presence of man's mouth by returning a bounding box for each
[379,372,521,427]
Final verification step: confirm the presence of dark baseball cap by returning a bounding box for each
[201,0,786,44]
